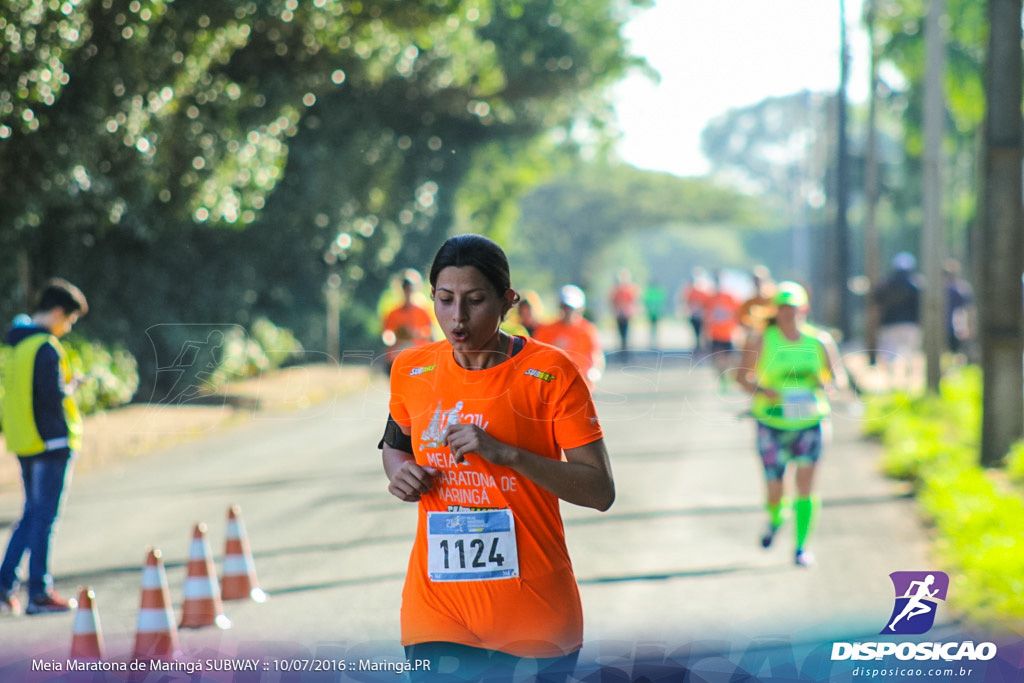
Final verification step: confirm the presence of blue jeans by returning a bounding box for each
[0,449,73,598]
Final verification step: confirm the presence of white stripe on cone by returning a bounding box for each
[140,566,163,589]
[222,555,250,574]
[137,608,175,633]
[73,608,96,633]
[183,576,217,598]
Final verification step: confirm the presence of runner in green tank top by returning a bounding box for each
[735,282,848,567]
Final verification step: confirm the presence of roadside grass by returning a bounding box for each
[862,366,1024,634]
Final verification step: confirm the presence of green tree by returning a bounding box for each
[510,162,775,293]
[701,91,829,202]
[871,0,988,259]
[1,0,649,393]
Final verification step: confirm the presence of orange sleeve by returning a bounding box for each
[388,369,410,428]
[550,363,603,451]
[388,345,443,428]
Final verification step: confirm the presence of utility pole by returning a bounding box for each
[979,0,1024,467]
[863,0,882,364]
[325,272,342,362]
[835,0,853,340]
[921,0,947,393]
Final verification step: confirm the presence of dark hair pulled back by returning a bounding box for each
[429,234,519,304]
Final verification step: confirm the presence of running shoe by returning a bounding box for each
[25,591,76,615]
[760,523,781,548]
[0,590,22,616]
[794,549,816,568]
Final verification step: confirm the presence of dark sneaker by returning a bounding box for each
[0,591,22,616]
[25,591,76,615]
[794,549,816,568]
[760,523,781,549]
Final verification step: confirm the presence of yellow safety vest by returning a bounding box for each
[1,333,83,456]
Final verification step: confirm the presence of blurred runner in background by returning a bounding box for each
[704,270,741,391]
[534,285,605,388]
[381,269,434,374]
[642,279,668,350]
[735,281,848,568]
[738,265,777,343]
[873,253,921,390]
[680,268,712,356]
[609,269,640,359]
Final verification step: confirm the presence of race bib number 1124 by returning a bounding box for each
[426,509,519,582]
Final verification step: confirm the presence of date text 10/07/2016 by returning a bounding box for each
[35,658,432,675]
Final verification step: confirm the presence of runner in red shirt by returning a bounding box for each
[381,273,434,372]
[379,234,614,682]
[608,269,640,356]
[533,284,605,387]
[704,271,741,391]
[680,268,713,354]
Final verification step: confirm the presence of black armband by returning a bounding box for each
[378,413,413,453]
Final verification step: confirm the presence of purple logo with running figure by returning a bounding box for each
[881,571,949,635]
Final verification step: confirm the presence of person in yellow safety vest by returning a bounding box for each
[734,281,848,568]
[0,278,88,616]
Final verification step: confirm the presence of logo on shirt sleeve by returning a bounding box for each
[525,368,555,382]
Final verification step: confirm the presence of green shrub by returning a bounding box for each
[875,367,981,482]
[64,336,140,413]
[250,316,303,370]
[920,464,1024,627]
[1006,440,1024,486]
[210,327,270,387]
[0,335,139,422]
[0,345,7,425]
[206,318,304,389]
[867,365,1024,631]
[860,391,913,439]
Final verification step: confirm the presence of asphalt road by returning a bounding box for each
[0,334,941,680]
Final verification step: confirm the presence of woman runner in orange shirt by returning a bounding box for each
[379,234,615,682]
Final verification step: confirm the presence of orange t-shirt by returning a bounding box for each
[382,304,433,361]
[531,319,602,386]
[704,291,740,342]
[388,338,604,658]
[684,286,712,317]
[609,283,640,318]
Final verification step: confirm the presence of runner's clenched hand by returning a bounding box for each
[387,461,440,502]
[443,423,514,466]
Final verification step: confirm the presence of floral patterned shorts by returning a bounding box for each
[756,422,822,481]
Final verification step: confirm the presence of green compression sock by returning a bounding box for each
[794,496,819,550]
[767,500,786,529]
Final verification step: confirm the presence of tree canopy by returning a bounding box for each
[871,0,988,257]
[0,0,649,390]
[509,162,779,294]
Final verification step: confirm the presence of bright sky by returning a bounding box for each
[612,0,868,178]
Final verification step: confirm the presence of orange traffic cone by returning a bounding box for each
[179,523,231,629]
[70,587,104,660]
[221,505,267,603]
[133,548,183,661]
